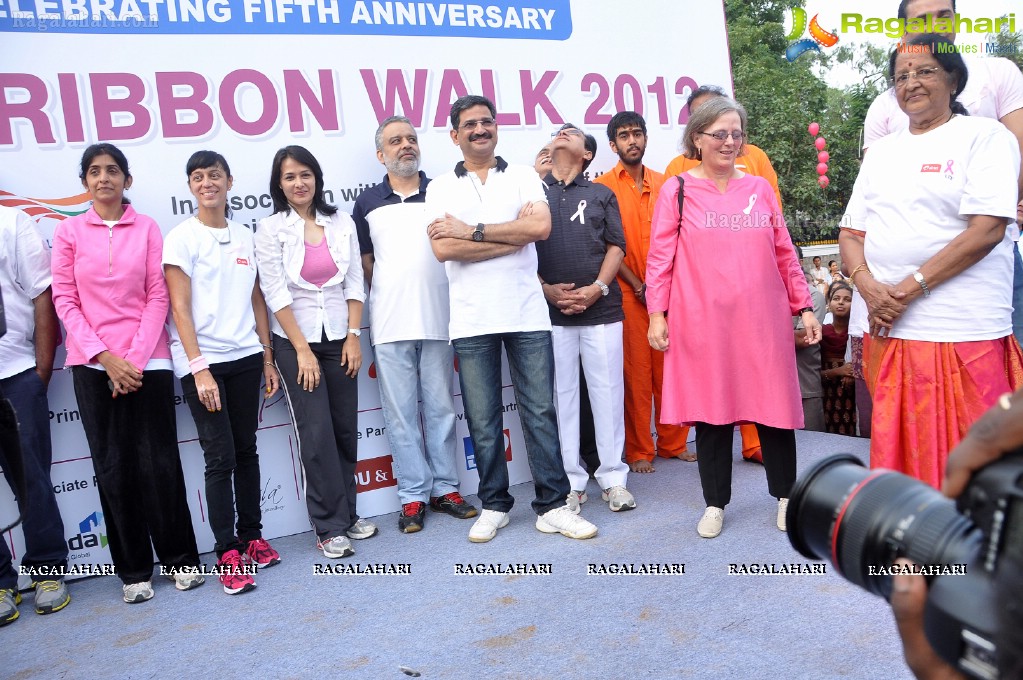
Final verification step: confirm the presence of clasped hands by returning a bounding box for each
[860,277,910,338]
[543,282,600,316]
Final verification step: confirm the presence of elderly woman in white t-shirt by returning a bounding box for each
[164,150,281,596]
[254,145,373,561]
[839,33,1022,490]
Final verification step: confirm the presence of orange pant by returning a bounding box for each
[621,294,688,463]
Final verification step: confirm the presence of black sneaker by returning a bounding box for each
[399,502,426,533]
[429,492,479,519]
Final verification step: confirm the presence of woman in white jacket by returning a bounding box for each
[255,145,374,559]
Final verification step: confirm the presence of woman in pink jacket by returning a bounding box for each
[51,143,204,604]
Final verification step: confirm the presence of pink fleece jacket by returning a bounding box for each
[51,204,171,369]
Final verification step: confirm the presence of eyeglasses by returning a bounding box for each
[459,118,496,131]
[551,128,584,138]
[893,67,942,88]
[699,130,745,142]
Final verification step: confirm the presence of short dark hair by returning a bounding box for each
[449,95,496,130]
[186,150,232,217]
[559,123,598,172]
[888,33,968,115]
[828,282,853,301]
[897,0,955,20]
[79,143,132,203]
[605,111,646,142]
[686,84,727,113]
[268,145,337,217]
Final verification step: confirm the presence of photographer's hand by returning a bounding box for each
[890,558,966,680]
[943,388,1023,499]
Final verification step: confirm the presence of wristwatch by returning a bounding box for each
[472,223,485,242]
[594,279,609,296]
[348,328,362,337]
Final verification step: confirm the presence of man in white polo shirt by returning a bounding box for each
[426,94,598,543]
[0,206,69,625]
[354,115,478,534]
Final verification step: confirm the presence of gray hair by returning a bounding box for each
[374,115,413,151]
[682,97,748,160]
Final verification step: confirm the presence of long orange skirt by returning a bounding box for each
[864,335,1023,489]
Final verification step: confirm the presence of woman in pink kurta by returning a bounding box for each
[646,97,820,539]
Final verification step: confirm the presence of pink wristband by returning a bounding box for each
[189,355,210,374]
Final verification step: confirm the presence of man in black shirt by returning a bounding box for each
[535,124,635,513]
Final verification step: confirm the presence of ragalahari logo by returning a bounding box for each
[0,190,91,221]
[785,7,840,61]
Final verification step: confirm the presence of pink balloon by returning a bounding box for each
[808,122,820,136]
[816,163,829,175]
[818,151,830,163]
[818,175,830,189]
[814,137,827,151]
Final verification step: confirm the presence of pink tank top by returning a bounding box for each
[300,239,339,288]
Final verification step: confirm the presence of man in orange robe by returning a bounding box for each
[595,111,691,473]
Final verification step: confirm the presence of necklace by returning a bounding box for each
[196,215,231,244]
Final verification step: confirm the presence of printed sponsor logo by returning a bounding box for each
[354,455,397,492]
[921,164,941,173]
[0,189,90,222]
[463,428,512,470]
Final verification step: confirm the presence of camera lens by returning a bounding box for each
[787,454,981,597]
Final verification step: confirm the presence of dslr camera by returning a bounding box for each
[787,451,1023,680]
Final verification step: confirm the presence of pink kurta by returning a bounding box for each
[646,173,810,428]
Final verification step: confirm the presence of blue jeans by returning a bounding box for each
[1013,241,1022,345]
[452,331,570,515]
[374,340,459,504]
[0,369,68,589]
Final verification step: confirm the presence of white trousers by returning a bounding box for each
[551,321,628,491]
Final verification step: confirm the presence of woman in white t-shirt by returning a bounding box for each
[839,33,1023,490]
[254,145,372,561]
[164,151,282,595]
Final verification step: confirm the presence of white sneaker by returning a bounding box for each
[601,486,636,512]
[346,518,378,540]
[697,506,724,538]
[122,581,154,604]
[777,498,789,532]
[166,566,205,591]
[317,535,355,558]
[536,505,598,539]
[468,509,509,543]
[566,490,588,514]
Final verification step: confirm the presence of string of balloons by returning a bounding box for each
[808,122,830,189]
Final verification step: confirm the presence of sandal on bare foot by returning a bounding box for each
[629,459,655,473]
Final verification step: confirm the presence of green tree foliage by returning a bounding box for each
[723,0,885,243]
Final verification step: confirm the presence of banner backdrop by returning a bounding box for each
[0,0,732,583]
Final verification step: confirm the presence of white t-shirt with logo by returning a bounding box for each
[163,217,262,377]
[844,115,1020,341]
[425,163,551,341]
[863,54,1023,241]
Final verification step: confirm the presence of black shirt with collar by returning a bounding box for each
[536,172,626,326]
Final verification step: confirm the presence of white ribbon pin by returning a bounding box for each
[743,194,758,215]
[571,200,587,224]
